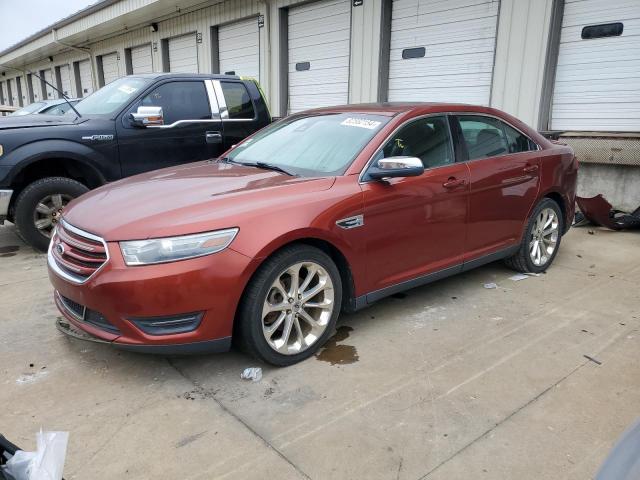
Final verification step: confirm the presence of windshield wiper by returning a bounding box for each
[242,161,295,176]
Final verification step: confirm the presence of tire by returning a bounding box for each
[235,244,343,366]
[14,177,89,252]
[504,197,564,274]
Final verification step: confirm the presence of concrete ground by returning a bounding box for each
[1,223,638,480]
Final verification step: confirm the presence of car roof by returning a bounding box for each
[299,102,505,117]
[126,73,244,81]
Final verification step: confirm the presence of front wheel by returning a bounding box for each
[236,245,342,366]
[14,177,89,252]
[505,198,564,273]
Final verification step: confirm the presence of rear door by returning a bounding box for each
[452,114,541,261]
[361,115,469,294]
[117,79,223,176]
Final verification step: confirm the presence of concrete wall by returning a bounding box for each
[578,164,640,212]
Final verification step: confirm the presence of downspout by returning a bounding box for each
[259,0,272,113]
[52,28,98,91]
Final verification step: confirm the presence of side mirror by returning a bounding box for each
[130,106,163,127]
[367,156,424,180]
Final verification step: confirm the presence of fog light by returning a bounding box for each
[129,312,203,335]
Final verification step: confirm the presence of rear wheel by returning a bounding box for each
[236,244,342,366]
[505,198,563,273]
[14,177,89,252]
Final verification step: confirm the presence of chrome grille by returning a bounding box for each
[49,220,108,284]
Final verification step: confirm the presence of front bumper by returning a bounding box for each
[0,189,12,219]
[48,238,257,353]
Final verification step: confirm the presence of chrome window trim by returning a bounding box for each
[204,79,221,117]
[359,112,453,184]
[47,219,110,285]
[147,119,222,129]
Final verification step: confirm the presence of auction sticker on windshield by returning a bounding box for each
[118,85,138,94]
[340,118,382,129]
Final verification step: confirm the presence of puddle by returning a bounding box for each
[0,245,20,254]
[316,325,359,365]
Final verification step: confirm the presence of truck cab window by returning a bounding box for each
[139,81,211,124]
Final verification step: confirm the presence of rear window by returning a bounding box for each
[220,82,255,119]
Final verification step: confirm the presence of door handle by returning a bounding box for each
[442,177,466,189]
[206,131,222,144]
[523,164,539,174]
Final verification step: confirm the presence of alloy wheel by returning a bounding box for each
[262,261,335,355]
[33,193,73,238]
[529,207,559,266]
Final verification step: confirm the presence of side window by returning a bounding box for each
[457,116,509,160]
[502,122,537,153]
[378,116,453,169]
[220,82,255,119]
[138,81,211,124]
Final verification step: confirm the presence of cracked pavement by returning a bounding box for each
[1,223,639,479]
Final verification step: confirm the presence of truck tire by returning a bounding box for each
[14,177,89,252]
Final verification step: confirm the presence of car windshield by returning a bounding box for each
[75,77,153,116]
[226,113,390,176]
[11,102,47,115]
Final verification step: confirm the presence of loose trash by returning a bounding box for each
[240,367,263,382]
[583,354,602,366]
[575,195,640,230]
[509,274,529,282]
[483,283,498,289]
[1,430,68,480]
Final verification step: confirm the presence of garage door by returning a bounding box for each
[168,33,198,73]
[131,44,153,74]
[78,59,93,96]
[550,0,640,132]
[1,81,7,105]
[219,18,260,79]
[387,0,499,104]
[287,0,351,113]
[43,69,55,99]
[9,78,19,106]
[30,74,41,101]
[58,64,72,97]
[101,52,120,85]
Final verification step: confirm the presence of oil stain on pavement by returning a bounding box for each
[316,325,359,365]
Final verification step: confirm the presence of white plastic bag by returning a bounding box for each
[3,430,68,480]
[240,367,262,382]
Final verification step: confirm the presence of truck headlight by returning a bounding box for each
[120,228,239,266]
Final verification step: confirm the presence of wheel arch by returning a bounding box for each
[541,190,568,233]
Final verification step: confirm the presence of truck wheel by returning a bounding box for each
[504,198,563,274]
[235,244,342,366]
[14,177,89,252]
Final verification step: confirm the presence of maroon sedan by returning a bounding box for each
[48,103,577,365]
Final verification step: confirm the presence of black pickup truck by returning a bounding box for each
[0,73,271,250]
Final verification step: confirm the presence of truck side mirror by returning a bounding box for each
[130,106,163,127]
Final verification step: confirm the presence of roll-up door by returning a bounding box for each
[0,81,5,105]
[550,0,640,132]
[168,33,198,73]
[131,44,153,74]
[43,69,55,99]
[387,0,499,104]
[78,59,93,96]
[9,78,19,106]
[30,74,41,101]
[287,0,351,113]
[58,64,72,97]
[219,17,260,79]
[101,52,120,85]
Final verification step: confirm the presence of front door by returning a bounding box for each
[117,80,223,177]
[361,115,470,294]
[452,114,541,260]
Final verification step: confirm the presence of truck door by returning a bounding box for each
[117,79,224,176]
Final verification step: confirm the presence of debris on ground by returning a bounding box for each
[583,355,603,366]
[575,195,640,230]
[240,367,263,382]
[1,430,68,480]
[509,274,529,282]
[483,283,498,289]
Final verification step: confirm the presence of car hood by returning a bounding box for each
[63,161,336,241]
[0,114,79,129]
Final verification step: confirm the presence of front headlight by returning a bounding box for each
[120,228,239,266]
